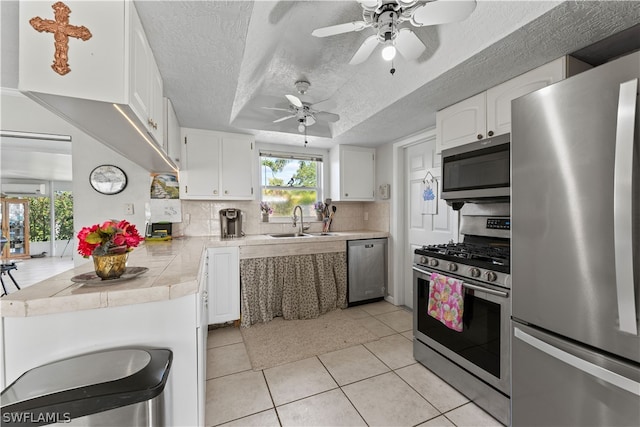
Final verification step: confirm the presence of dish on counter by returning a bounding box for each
[70,267,149,285]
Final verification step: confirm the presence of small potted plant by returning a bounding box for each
[77,220,144,280]
[313,201,325,221]
[260,202,273,222]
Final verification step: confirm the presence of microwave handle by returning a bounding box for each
[613,78,638,336]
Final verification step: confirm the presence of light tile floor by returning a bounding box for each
[206,301,503,427]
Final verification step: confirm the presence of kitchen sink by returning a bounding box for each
[267,233,311,238]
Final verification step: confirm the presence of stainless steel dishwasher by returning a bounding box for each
[347,238,387,306]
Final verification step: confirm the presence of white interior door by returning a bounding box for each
[404,139,459,308]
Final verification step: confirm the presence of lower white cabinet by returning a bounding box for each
[207,247,240,324]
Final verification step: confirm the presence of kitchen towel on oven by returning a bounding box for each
[427,272,464,332]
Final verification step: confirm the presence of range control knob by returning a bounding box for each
[429,258,439,267]
[485,271,497,282]
[448,263,458,272]
[420,256,427,265]
[470,268,481,278]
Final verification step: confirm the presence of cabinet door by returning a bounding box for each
[129,8,151,126]
[436,92,486,153]
[220,136,254,199]
[147,61,164,145]
[487,58,563,137]
[182,130,221,198]
[207,247,240,324]
[165,98,181,167]
[341,148,375,200]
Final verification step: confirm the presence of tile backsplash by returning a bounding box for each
[172,200,389,237]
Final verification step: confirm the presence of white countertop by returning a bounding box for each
[0,231,388,318]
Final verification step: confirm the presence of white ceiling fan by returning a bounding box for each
[263,81,340,132]
[312,0,477,64]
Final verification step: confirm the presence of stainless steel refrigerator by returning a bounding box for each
[511,51,639,426]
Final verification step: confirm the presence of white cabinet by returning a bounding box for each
[18,1,174,172]
[330,145,375,201]
[207,247,240,324]
[436,56,590,153]
[436,92,487,152]
[164,98,181,167]
[181,128,255,200]
[129,8,164,145]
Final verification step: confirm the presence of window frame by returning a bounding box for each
[258,148,327,221]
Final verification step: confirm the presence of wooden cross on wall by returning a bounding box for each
[30,1,92,76]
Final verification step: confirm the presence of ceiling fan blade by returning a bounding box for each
[356,0,380,10]
[315,111,340,123]
[273,115,296,123]
[304,115,316,127]
[349,35,379,65]
[410,0,477,27]
[311,98,337,113]
[285,94,303,108]
[395,28,426,60]
[311,21,368,38]
[262,106,291,112]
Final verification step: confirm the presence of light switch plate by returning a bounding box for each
[124,203,134,215]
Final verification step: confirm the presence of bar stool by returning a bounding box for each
[1,262,20,297]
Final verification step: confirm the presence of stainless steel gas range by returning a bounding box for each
[413,204,510,425]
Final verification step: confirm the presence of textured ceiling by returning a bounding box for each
[133,0,640,148]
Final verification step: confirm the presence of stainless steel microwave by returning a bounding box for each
[441,133,510,209]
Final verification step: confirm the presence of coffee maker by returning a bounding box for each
[219,209,244,239]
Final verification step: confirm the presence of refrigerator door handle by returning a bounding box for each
[613,78,638,336]
[514,327,640,396]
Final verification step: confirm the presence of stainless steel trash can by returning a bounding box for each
[1,348,172,427]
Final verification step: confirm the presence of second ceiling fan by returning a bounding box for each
[312,0,477,64]
[264,80,340,132]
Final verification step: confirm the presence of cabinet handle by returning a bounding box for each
[488,130,494,137]
[477,134,483,140]
[345,193,349,197]
[213,190,218,195]
[148,118,153,126]
[224,190,228,195]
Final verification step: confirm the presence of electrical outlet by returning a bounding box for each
[364,212,369,221]
[124,203,134,215]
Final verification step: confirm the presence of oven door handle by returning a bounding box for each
[462,282,509,298]
[413,266,509,298]
[412,266,433,276]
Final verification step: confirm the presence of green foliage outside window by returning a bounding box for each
[261,156,321,218]
[29,191,74,242]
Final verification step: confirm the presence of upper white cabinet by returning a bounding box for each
[164,98,181,167]
[181,128,255,200]
[330,145,375,201]
[130,8,164,146]
[19,0,174,172]
[436,56,591,153]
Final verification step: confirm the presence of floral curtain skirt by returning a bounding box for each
[240,252,347,327]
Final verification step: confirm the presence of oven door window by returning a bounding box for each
[442,144,509,192]
[417,276,501,378]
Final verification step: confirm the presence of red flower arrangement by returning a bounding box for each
[77,220,144,258]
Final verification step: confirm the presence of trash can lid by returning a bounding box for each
[1,348,172,421]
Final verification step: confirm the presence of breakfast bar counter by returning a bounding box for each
[0,231,388,318]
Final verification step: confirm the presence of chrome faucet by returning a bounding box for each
[292,205,304,236]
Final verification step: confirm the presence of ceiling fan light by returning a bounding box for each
[381,44,396,61]
[298,122,305,133]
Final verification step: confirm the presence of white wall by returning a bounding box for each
[72,129,150,266]
[375,142,393,202]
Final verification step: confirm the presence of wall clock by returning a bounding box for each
[89,165,127,195]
